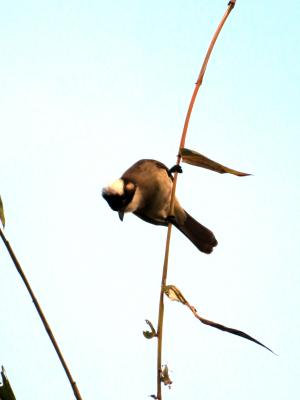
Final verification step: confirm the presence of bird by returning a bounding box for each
[102,159,217,254]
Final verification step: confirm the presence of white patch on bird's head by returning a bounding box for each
[104,178,125,196]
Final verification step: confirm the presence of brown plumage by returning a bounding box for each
[102,159,217,254]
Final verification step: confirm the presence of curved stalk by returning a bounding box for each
[156,2,236,399]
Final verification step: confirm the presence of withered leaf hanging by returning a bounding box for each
[143,319,157,339]
[0,196,5,228]
[180,148,251,176]
[163,285,187,305]
[164,284,274,354]
[193,312,275,354]
[160,365,173,387]
[0,366,16,400]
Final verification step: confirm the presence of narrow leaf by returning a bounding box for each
[0,366,16,400]
[180,148,251,176]
[164,284,274,353]
[0,196,5,228]
[143,320,157,339]
[193,311,275,354]
[163,285,187,305]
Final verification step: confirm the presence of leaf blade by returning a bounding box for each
[0,366,16,400]
[180,148,251,176]
[160,365,172,387]
[164,284,274,354]
[163,285,187,305]
[0,196,5,228]
[193,312,275,354]
[143,319,157,339]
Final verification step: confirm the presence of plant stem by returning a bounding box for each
[0,228,83,400]
[179,0,236,152]
[156,223,172,399]
[156,2,236,399]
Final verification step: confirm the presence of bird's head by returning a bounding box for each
[102,178,136,220]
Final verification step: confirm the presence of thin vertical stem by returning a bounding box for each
[0,228,83,400]
[156,223,172,399]
[156,2,236,399]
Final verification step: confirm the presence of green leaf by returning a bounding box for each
[180,148,251,176]
[160,365,172,387]
[0,366,16,400]
[0,196,5,228]
[163,285,187,305]
[143,320,157,339]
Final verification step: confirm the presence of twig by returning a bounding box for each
[0,227,83,400]
[155,2,236,399]
[156,224,173,399]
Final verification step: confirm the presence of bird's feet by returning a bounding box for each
[168,164,183,175]
[166,215,177,224]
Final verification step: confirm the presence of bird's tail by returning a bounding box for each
[174,211,218,254]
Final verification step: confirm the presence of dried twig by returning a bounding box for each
[0,227,83,400]
[156,2,237,399]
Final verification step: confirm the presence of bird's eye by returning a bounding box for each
[123,183,135,204]
[125,182,135,191]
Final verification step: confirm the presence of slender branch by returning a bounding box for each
[156,2,236,399]
[0,228,83,400]
[179,1,236,153]
[156,224,172,399]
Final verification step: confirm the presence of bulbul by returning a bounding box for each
[102,159,217,254]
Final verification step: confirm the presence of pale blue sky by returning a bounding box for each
[0,1,299,399]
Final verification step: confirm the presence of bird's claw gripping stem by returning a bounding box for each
[168,165,183,175]
[166,215,176,224]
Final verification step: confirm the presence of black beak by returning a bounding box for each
[118,210,124,221]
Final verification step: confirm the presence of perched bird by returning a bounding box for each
[102,159,217,254]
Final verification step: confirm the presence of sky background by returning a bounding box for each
[0,0,299,399]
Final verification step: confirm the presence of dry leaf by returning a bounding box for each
[0,366,16,400]
[0,196,5,228]
[164,284,274,353]
[163,285,187,305]
[180,148,251,176]
[143,320,157,339]
[160,365,172,387]
[193,312,275,354]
